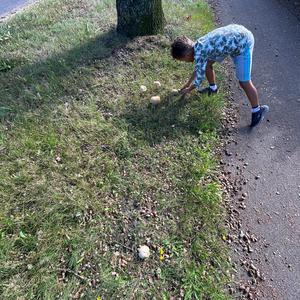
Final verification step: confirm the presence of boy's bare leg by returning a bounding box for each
[239,80,259,107]
[205,60,216,84]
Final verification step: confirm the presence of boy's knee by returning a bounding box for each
[239,80,251,87]
[207,60,215,67]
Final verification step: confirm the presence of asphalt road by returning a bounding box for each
[0,0,32,18]
[212,0,300,299]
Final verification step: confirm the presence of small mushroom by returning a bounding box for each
[138,245,150,259]
[140,85,147,92]
[153,81,162,87]
[150,96,161,105]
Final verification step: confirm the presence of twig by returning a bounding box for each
[118,243,134,252]
[58,268,87,282]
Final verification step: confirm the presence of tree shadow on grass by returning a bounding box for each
[0,27,131,120]
[121,92,222,145]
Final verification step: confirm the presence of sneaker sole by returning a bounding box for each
[199,89,218,96]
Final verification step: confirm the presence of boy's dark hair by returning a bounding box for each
[171,36,194,59]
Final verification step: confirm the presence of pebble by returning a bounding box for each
[248,246,254,253]
[239,203,246,209]
[225,150,233,156]
[153,81,161,87]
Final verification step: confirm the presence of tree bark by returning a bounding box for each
[116,0,165,37]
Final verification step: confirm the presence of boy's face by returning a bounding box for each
[177,55,194,63]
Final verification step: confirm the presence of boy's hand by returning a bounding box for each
[180,71,197,95]
[180,85,195,95]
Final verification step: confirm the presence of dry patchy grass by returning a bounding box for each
[0,0,230,299]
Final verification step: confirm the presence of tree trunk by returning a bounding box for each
[116,0,165,37]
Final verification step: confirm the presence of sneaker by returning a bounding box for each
[250,105,269,127]
[199,86,218,96]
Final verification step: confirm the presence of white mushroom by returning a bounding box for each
[153,81,162,87]
[150,96,161,105]
[140,85,147,92]
[138,245,150,259]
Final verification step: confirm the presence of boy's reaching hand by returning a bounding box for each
[179,71,197,95]
[180,85,195,95]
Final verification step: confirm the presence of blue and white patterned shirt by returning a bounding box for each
[194,24,254,89]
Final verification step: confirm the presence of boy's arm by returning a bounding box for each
[183,71,197,88]
[193,56,208,90]
[180,50,208,94]
[180,71,197,94]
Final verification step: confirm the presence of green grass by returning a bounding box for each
[0,0,230,299]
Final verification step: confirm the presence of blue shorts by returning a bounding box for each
[232,45,254,82]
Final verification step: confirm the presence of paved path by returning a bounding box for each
[0,0,32,18]
[212,0,300,299]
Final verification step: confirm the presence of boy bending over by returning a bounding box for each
[171,24,269,127]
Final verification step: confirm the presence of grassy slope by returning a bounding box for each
[0,0,230,299]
